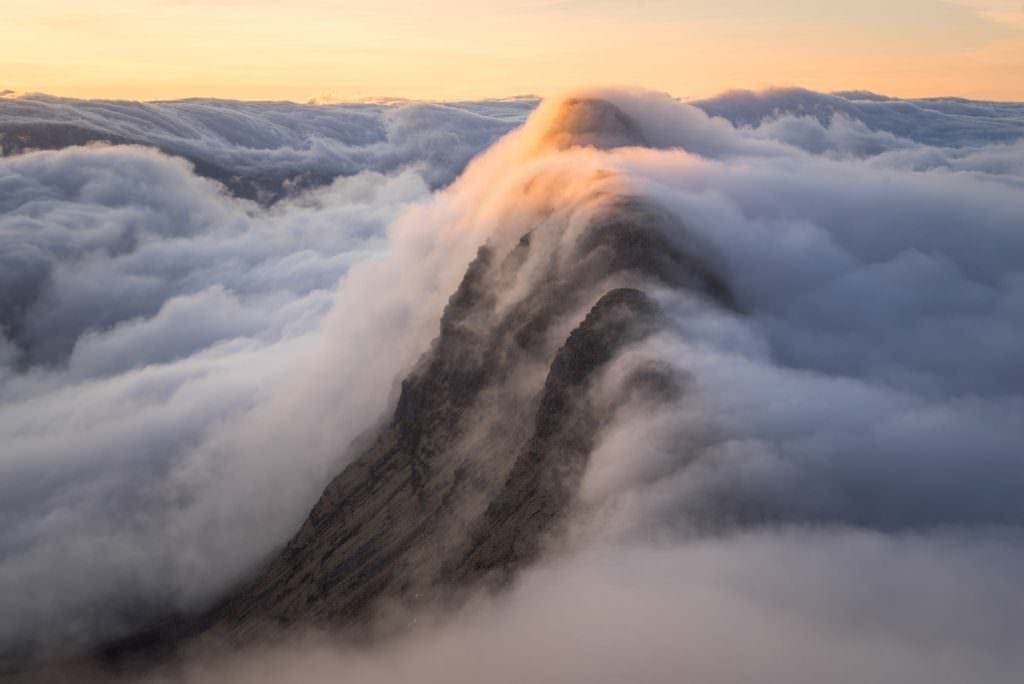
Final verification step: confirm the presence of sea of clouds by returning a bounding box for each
[2,88,1023,681]
[0,94,535,201]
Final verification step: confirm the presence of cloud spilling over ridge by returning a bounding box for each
[0,95,535,202]
[2,86,1024,680]
[0,144,472,661]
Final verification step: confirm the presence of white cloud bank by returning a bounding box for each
[145,530,1024,684]
[2,87,1023,681]
[0,95,535,201]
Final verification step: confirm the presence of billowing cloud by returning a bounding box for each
[0,142,454,661]
[0,95,535,201]
[135,530,1024,684]
[693,86,1024,147]
[2,86,1023,681]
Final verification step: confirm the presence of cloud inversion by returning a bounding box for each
[2,88,1023,682]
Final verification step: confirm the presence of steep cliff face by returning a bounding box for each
[196,179,734,644]
[452,287,667,582]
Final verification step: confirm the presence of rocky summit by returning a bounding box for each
[196,174,733,649]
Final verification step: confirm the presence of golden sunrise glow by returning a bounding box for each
[3,0,1023,102]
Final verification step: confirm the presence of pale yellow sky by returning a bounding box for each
[2,1,1022,102]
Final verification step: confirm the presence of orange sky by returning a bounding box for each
[3,1,1022,102]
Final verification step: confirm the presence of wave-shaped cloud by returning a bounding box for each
[2,87,1023,680]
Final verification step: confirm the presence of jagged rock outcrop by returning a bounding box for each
[85,100,737,667]
[190,186,734,645]
[452,287,665,580]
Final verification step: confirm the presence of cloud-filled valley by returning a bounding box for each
[2,87,1024,681]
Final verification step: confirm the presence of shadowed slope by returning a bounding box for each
[194,188,733,644]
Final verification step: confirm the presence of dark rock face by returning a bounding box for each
[453,287,665,581]
[191,193,734,645]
